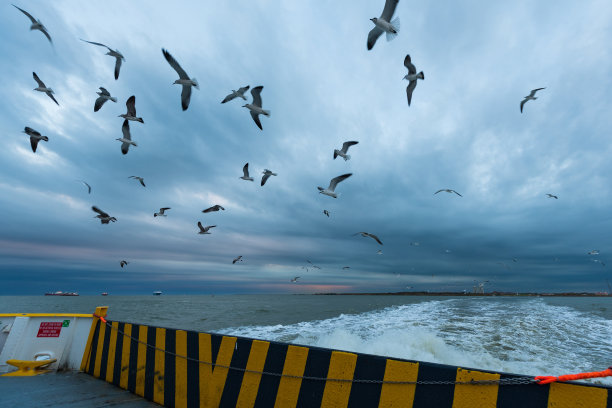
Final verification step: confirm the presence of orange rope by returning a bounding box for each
[92,313,107,323]
[535,367,612,385]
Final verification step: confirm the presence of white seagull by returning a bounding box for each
[203,205,225,213]
[354,231,383,245]
[23,127,48,153]
[243,86,270,130]
[222,86,250,104]
[162,48,199,111]
[128,176,146,187]
[80,39,124,80]
[92,206,116,224]
[403,55,424,106]
[240,163,254,181]
[546,193,558,199]
[94,87,117,112]
[154,207,171,217]
[367,0,400,50]
[588,250,600,255]
[334,141,359,161]
[13,4,52,44]
[318,173,352,198]
[197,222,216,235]
[520,88,545,113]
[117,120,137,155]
[434,189,462,197]
[119,96,144,123]
[32,72,58,105]
[291,276,300,283]
[261,169,277,186]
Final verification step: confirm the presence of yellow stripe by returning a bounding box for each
[321,351,358,408]
[80,306,108,371]
[199,334,237,408]
[135,325,148,397]
[236,340,270,408]
[274,345,309,408]
[0,313,93,317]
[548,382,608,408]
[175,330,188,408]
[93,320,106,378]
[452,368,500,408]
[153,328,166,405]
[105,321,119,383]
[378,359,419,408]
[119,323,132,389]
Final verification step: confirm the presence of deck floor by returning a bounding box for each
[0,371,158,407]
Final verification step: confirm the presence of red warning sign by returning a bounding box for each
[37,322,62,337]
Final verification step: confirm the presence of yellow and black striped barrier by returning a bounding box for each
[81,312,611,407]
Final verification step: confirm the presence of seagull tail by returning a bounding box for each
[418,71,424,80]
[192,78,200,90]
[385,30,398,42]
[110,97,118,103]
[391,17,400,32]
[343,154,351,161]
[263,109,271,117]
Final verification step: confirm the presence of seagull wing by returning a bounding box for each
[114,57,122,80]
[30,136,40,152]
[520,98,527,113]
[217,205,225,211]
[328,173,352,191]
[406,80,417,106]
[250,111,263,130]
[94,96,106,112]
[202,206,214,213]
[530,87,545,97]
[380,0,399,20]
[160,207,171,212]
[367,27,384,50]
[48,93,59,106]
[221,93,236,104]
[367,233,383,245]
[181,84,192,111]
[121,120,131,141]
[92,206,109,218]
[251,86,263,108]
[99,87,110,96]
[238,85,250,95]
[13,5,37,24]
[341,141,359,153]
[80,39,112,52]
[40,27,52,44]
[261,173,271,186]
[197,221,205,232]
[404,55,416,74]
[24,127,40,137]
[126,95,136,116]
[452,190,463,197]
[434,189,444,194]
[79,180,92,194]
[243,163,250,177]
[139,178,146,187]
[162,48,189,79]
[32,72,45,87]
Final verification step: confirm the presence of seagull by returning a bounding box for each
[197,222,216,234]
[128,176,146,187]
[291,276,300,283]
[117,120,137,155]
[120,260,129,268]
[94,87,117,112]
[154,207,171,217]
[240,163,254,181]
[243,86,270,130]
[354,231,383,245]
[377,250,383,255]
[23,127,48,153]
[434,189,462,197]
[202,205,225,213]
[32,72,58,105]
[80,39,124,80]
[334,141,358,161]
[77,180,92,194]
[318,173,352,198]
[232,256,243,264]
[342,266,351,270]
[13,4,52,44]
[546,193,558,199]
[403,55,424,106]
[261,169,277,186]
[162,48,199,111]
[410,242,420,246]
[520,88,545,113]
[92,206,116,224]
[588,250,600,255]
[323,210,330,217]
[119,96,144,123]
[221,86,250,103]
[512,258,518,262]
[306,260,321,269]
[367,0,400,50]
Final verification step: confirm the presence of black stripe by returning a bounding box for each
[112,322,125,386]
[253,342,286,408]
[218,337,252,407]
[127,323,140,393]
[607,385,612,408]
[87,320,100,375]
[98,321,112,381]
[347,353,386,407]
[186,331,200,408]
[143,325,156,402]
[412,362,456,408]
[296,347,331,407]
[164,329,176,408]
[497,374,549,408]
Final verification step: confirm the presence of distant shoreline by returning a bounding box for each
[313,291,612,297]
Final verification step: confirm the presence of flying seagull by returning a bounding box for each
[128,176,146,187]
[222,86,250,104]
[377,249,383,255]
[23,127,48,153]
[588,250,600,255]
[80,39,124,80]
[13,4,52,44]
[77,180,92,194]
[119,96,144,123]
[306,260,321,269]
[32,72,58,105]
[291,276,300,283]
[334,141,358,161]
[197,222,216,235]
[154,207,171,217]
[94,87,117,112]
[520,88,545,113]
[240,163,254,181]
[203,205,225,213]
[434,189,462,197]
[367,0,400,50]
[342,266,351,270]
[92,206,116,224]
[232,256,243,264]
[318,173,352,198]
[546,193,558,199]
[120,260,129,268]
[243,86,270,130]
[117,120,137,155]
[354,231,383,245]
[323,210,330,217]
[162,48,199,111]
[261,169,277,186]
[403,55,424,106]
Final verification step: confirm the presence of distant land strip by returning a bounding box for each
[312,291,612,297]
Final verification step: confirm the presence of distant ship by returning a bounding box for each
[101,292,108,296]
[44,291,79,296]
[153,291,162,296]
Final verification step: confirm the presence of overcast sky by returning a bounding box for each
[2,0,612,295]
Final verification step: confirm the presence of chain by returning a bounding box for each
[94,319,535,386]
